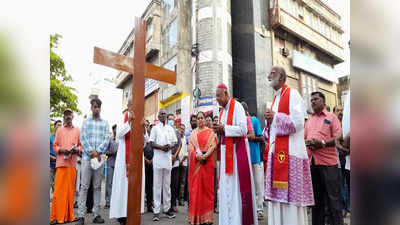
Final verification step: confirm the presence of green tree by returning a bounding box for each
[50,34,80,128]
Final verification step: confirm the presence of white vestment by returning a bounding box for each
[110,121,145,218]
[218,98,258,225]
[265,87,314,225]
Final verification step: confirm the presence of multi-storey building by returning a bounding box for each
[115,0,346,123]
[115,0,192,121]
[232,0,345,120]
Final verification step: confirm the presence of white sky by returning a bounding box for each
[50,0,151,127]
[50,0,349,127]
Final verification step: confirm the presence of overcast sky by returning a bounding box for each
[50,0,349,127]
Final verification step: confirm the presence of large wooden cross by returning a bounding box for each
[93,18,176,225]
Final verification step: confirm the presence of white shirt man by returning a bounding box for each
[149,111,178,221]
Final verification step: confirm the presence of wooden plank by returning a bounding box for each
[94,47,176,85]
[127,17,146,225]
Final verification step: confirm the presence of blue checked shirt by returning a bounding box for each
[80,116,110,161]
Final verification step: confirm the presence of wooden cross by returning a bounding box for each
[93,17,176,225]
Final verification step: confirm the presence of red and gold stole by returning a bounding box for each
[219,98,236,175]
[271,84,291,189]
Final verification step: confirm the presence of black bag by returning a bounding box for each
[143,142,154,160]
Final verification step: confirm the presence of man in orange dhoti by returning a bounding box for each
[50,109,82,224]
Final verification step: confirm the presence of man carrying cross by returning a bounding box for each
[93,18,176,225]
[110,99,145,225]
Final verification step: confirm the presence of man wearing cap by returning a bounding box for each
[50,109,82,225]
[77,98,110,225]
[213,84,258,225]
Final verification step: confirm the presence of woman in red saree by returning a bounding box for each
[188,111,217,225]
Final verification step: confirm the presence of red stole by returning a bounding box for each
[219,98,236,175]
[271,84,290,189]
[124,112,130,177]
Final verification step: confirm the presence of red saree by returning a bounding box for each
[188,128,217,225]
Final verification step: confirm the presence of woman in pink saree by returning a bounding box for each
[188,111,217,225]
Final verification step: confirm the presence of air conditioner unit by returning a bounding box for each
[281,47,289,57]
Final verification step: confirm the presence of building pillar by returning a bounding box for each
[196,0,232,97]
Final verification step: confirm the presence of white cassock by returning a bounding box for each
[265,87,314,225]
[218,98,258,225]
[109,120,145,218]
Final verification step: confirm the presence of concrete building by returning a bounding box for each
[115,0,192,121]
[231,0,345,122]
[194,0,233,98]
[116,0,346,123]
[337,75,350,105]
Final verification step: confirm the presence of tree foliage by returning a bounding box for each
[50,34,81,120]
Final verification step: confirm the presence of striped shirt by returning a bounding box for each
[80,116,110,161]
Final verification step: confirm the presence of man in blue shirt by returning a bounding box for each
[50,120,62,196]
[242,102,265,220]
[76,98,110,225]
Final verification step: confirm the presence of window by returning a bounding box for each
[146,21,153,40]
[304,10,311,26]
[325,23,330,38]
[164,0,176,14]
[318,18,323,35]
[311,14,318,31]
[163,56,177,87]
[163,56,177,71]
[323,22,328,38]
[297,2,304,19]
[290,0,297,16]
[168,19,178,47]
[126,41,134,57]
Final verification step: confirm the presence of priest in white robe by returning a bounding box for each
[110,100,145,225]
[264,66,314,225]
[213,83,258,225]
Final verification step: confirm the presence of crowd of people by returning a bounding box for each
[49,65,350,225]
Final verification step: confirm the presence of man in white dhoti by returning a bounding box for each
[109,100,145,225]
[213,83,258,225]
[264,66,314,225]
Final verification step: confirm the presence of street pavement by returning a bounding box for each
[59,180,350,225]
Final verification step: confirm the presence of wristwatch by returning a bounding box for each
[321,140,326,148]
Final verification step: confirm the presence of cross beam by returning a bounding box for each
[94,47,176,85]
